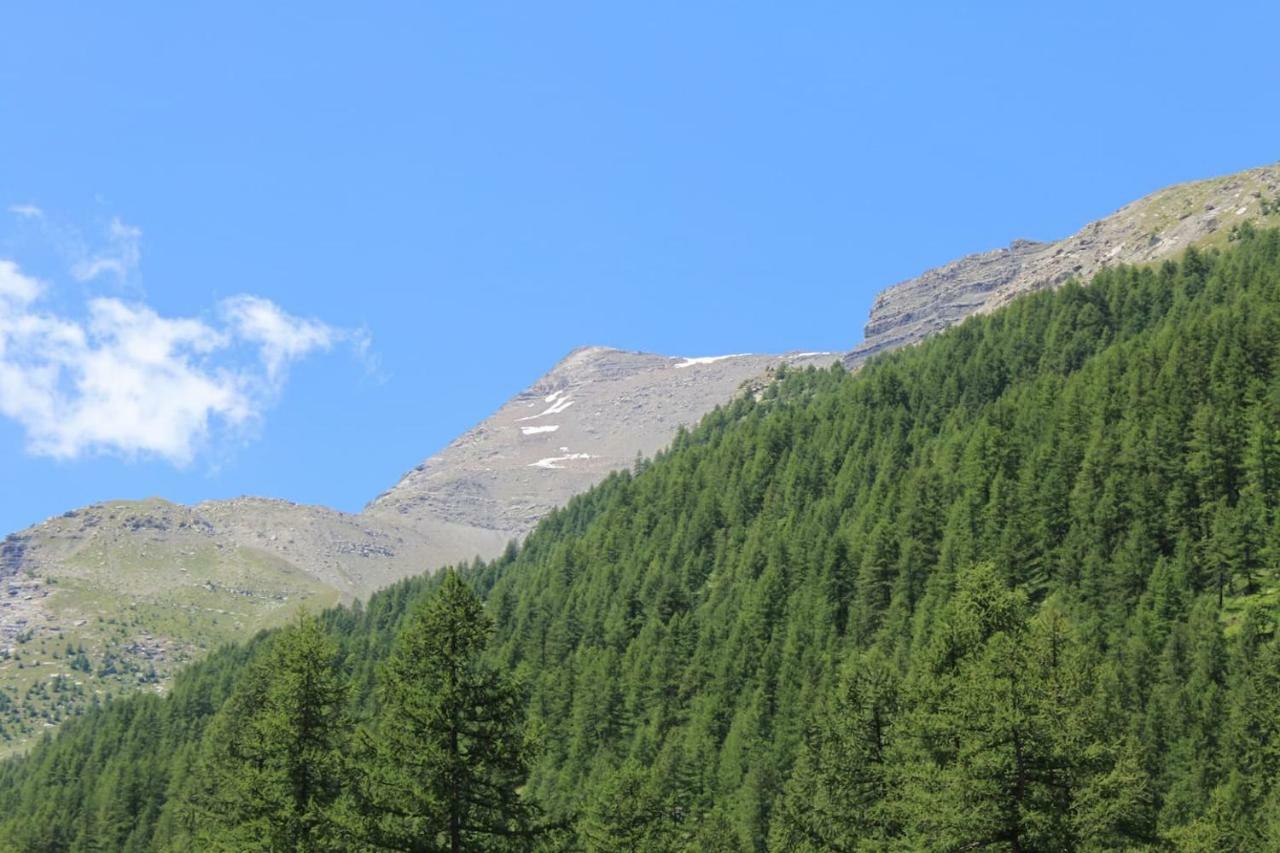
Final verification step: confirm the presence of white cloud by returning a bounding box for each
[0,260,44,304]
[71,217,142,282]
[220,294,336,383]
[0,257,355,464]
[8,204,44,220]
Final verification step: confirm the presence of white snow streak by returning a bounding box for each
[517,396,575,421]
[673,354,750,369]
[521,425,560,435]
[529,452,593,469]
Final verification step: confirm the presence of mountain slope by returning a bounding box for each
[0,498,446,753]
[6,230,1280,849]
[0,348,835,753]
[365,347,837,535]
[847,162,1280,366]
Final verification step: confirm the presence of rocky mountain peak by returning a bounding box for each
[362,348,837,540]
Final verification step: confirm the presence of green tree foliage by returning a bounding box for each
[5,232,1280,850]
[769,651,898,850]
[176,612,350,851]
[579,758,682,852]
[349,570,540,852]
[888,571,1156,850]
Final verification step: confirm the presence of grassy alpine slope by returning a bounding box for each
[0,499,344,757]
[4,229,1280,850]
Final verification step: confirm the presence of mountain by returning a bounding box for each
[6,229,1280,849]
[847,162,1280,366]
[0,498,448,753]
[364,347,838,537]
[3,160,1280,755]
[0,348,835,752]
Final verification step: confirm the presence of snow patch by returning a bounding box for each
[545,389,564,403]
[673,354,751,369]
[1237,206,1249,215]
[530,452,593,470]
[517,396,576,421]
[521,425,560,435]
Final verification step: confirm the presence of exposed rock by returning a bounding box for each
[365,347,838,541]
[846,163,1280,368]
[1,536,28,580]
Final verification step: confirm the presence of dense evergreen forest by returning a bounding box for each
[4,229,1280,850]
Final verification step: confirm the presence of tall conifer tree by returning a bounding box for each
[352,570,538,852]
[181,612,349,851]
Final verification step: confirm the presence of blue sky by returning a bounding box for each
[2,2,1278,536]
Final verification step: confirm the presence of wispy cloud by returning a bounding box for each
[0,218,368,464]
[8,204,44,220]
[220,294,338,384]
[70,217,141,282]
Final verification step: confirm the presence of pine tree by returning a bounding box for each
[182,612,349,851]
[769,651,899,850]
[578,760,679,852]
[351,570,539,852]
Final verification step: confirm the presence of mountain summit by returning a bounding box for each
[365,347,837,539]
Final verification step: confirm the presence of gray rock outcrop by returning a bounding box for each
[846,163,1280,368]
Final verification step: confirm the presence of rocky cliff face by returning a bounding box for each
[846,163,1280,368]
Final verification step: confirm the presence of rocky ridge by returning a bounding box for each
[365,347,838,538]
[846,163,1280,367]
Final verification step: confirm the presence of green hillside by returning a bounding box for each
[0,501,343,758]
[5,229,1280,850]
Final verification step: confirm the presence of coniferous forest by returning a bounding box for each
[4,229,1280,850]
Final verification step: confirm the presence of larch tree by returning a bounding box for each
[352,570,539,852]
